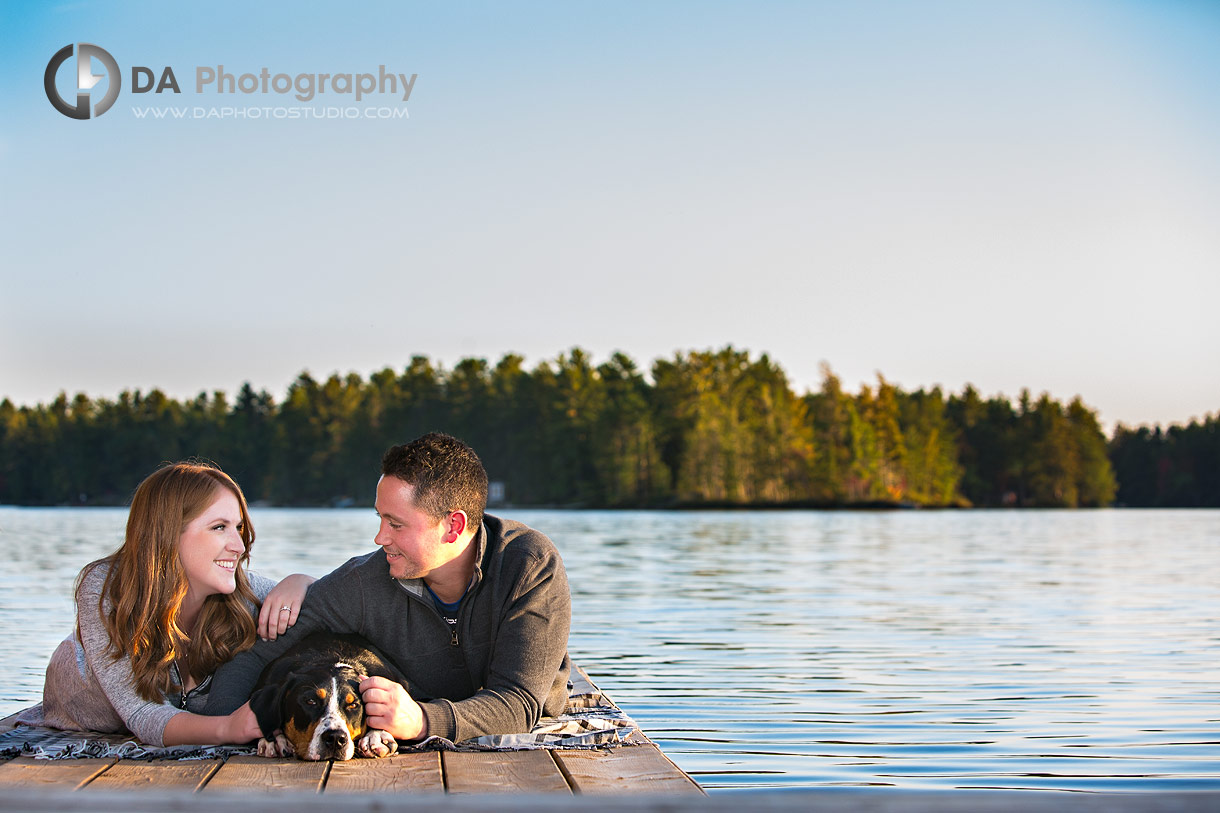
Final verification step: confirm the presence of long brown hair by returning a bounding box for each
[78,461,261,701]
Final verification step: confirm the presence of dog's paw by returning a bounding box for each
[275,733,296,757]
[356,728,398,758]
[257,734,295,758]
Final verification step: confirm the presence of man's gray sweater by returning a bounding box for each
[204,514,572,743]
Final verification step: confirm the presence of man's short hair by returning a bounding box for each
[381,432,488,529]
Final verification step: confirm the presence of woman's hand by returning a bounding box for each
[162,702,262,746]
[258,573,316,640]
[223,701,262,744]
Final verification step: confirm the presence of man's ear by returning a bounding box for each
[444,510,468,541]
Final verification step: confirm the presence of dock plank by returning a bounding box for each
[85,758,219,791]
[568,667,601,700]
[0,709,24,733]
[555,744,704,795]
[442,749,571,794]
[202,755,327,793]
[323,751,443,793]
[0,755,115,789]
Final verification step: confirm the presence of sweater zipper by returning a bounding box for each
[402,574,476,647]
[402,581,461,646]
[445,597,461,646]
[172,664,211,708]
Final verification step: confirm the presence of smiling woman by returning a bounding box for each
[12,461,315,748]
[176,489,247,620]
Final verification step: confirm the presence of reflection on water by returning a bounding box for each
[1,507,1217,792]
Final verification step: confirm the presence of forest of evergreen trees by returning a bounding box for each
[0,347,1214,508]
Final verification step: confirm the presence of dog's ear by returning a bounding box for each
[249,678,291,739]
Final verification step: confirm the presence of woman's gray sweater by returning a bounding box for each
[17,564,274,746]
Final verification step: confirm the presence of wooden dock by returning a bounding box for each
[0,746,700,796]
[0,667,701,800]
[7,674,1217,812]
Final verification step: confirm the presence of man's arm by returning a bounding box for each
[419,546,571,742]
[204,557,369,714]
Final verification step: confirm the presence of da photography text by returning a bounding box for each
[45,43,417,120]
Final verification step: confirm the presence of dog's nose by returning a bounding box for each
[321,729,350,749]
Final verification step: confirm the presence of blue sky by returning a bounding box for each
[2,0,1218,430]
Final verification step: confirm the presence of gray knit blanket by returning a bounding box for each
[0,681,644,760]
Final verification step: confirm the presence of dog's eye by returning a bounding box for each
[304,697,318,706]
[346,700,360,710]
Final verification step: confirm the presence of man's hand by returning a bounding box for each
[360,676,428,741]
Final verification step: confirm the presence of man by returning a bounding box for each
[204,432,572,744]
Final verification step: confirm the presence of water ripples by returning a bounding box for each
[2,506,1217,792]
[516,509,1220,792]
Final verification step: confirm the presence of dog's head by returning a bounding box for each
[250,661,367,761]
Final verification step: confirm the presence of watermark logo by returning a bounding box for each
[45,43,121,119]
[43,45,415,123]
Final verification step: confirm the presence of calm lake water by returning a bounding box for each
[1,507,1217,793]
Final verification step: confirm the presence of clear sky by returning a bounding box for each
[2,0,1217,431]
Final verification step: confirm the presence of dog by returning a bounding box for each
[248,631,408,761]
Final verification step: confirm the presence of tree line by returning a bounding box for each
[0,347,1211,508]
[1107,416,1220,507]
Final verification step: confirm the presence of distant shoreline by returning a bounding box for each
[4,348,1215,509]
[3,500,1210,511]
